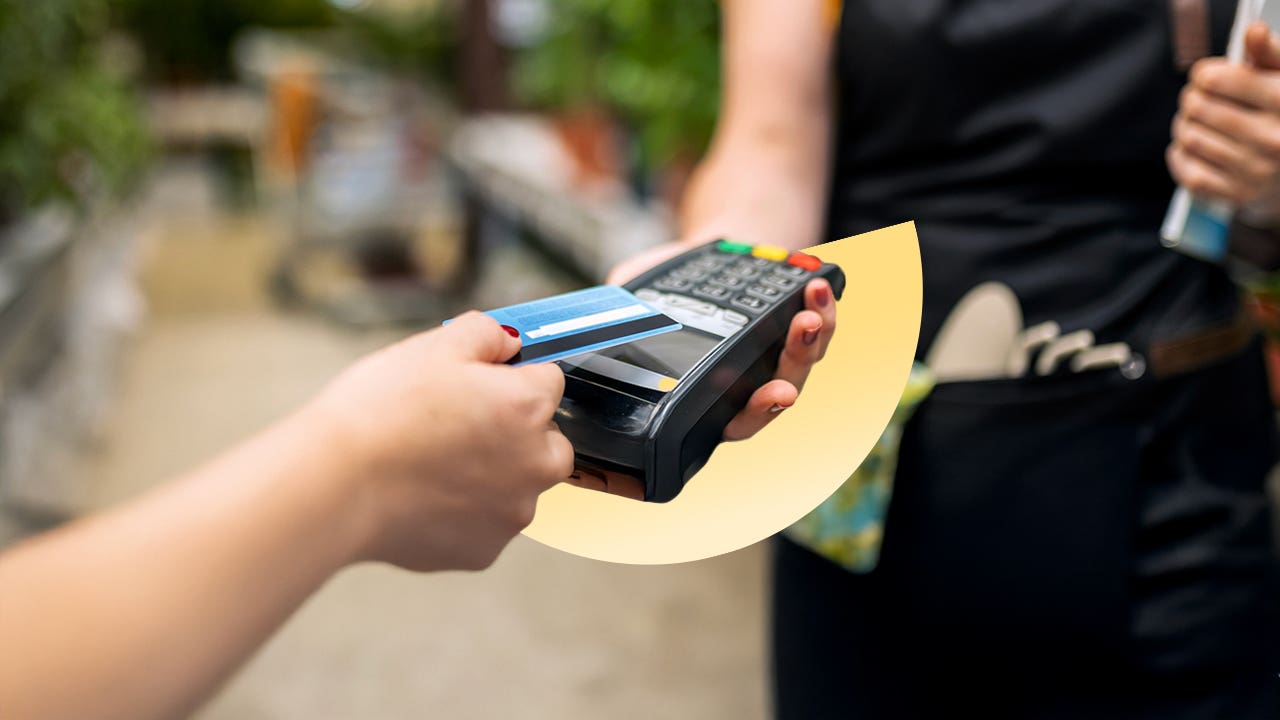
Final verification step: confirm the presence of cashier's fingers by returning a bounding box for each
[804,279,837,357]
[775,310,825,393]
[1172,114,1274,186]
[566,466,646,500]
[723,379,799,442]
[1167,143,1256,205]
[1189,57,1280,113]
[1246,22,1280,71]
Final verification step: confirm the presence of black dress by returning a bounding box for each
[772,1,1280,717]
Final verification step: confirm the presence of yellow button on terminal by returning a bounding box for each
[752,245,790,262]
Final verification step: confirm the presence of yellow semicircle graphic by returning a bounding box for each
[525,222,923,564]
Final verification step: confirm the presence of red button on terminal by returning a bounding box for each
[788,253,822,272]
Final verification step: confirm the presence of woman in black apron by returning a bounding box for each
[609,0,1280,716]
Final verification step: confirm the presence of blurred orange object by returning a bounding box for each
[266,65,318,183]
[552,107,622,190]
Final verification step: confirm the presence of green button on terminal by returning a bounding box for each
[716,240,753,254]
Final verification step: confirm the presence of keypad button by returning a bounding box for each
[752,245,790,262]
[761,275,798,291]
[716,240,753,255]
[740,257,773,269]
[746,284,783,301]
[774,264,809,279]
[726,265,761,279]
[731,295,769,314]
[655,277,694,292]
[721,310,751,326]
[709,274,746,289]
[694,284,733,301]
[635,289,663,303]
[672,265,709,281]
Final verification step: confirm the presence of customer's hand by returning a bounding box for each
[305,312,574,572]
[1169,22,1280,207]
[608,240,838,442]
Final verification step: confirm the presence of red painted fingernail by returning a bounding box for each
[815,286,831,308]
[769,404,786,414]
[803,329,820,346]
[501,325,520,338]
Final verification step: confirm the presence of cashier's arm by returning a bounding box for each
[0,314,573,720]
[609,0,837,440]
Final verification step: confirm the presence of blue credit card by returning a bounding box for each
[458,286,683,366]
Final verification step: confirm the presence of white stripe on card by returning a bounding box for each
[524,304,651,339]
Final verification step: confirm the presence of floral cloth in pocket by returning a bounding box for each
[784,362,935,573]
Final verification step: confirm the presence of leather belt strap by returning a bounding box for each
[1170,0,1211,71]
[1148,313,1255,379]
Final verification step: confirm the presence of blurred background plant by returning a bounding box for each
[113,0,337,83]
[0,0,722,228]
[114,0,456,90]
[341,4,459,94]
[0,0,152,226]
[513,0,720,179]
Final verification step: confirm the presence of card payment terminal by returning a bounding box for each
[557,241,845,502]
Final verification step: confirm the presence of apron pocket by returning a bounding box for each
[879,369,1144,667]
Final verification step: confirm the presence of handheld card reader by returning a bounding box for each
[556,241,845,502]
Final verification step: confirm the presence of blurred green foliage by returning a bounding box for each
[115,0,456,92]
[343,6,458,91]
[0,0,151,222]
[515,0,721,171]
[114,0,336,81]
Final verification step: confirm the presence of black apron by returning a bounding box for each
[824,0,1242,355]
[773,1,1280,716]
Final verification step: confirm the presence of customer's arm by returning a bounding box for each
[0,314,574,720]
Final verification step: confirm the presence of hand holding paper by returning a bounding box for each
[1170,22,1280,204]
[1163,2,1280,258]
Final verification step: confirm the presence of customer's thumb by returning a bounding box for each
[439,311,522,364]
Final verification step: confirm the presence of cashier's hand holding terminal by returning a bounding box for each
[0,313,573,720]
[559,240,841,502]
[609,245,839,438]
